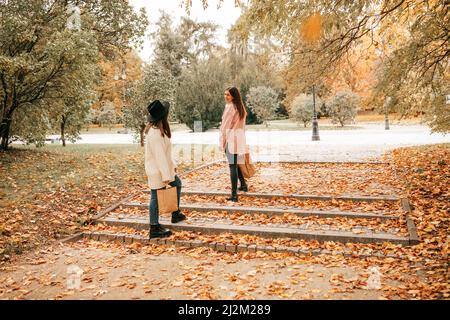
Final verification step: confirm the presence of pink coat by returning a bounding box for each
[219,102,246,154]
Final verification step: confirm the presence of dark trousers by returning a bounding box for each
[149,175,182,226]
[225,145,246,195]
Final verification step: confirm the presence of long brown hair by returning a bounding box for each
[144,112,171,138]
[226,87,247,120]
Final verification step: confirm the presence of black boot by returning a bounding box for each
[237,167,248,191]
[238,184,248,192]
[149,224,172,239]
[226,193,238,202]
[228,164,239,202]
[171,211,186,223]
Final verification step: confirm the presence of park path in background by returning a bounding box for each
[36,124,449,161]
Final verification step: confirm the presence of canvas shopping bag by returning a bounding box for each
[156,185,178,214]
[238,150,256,179]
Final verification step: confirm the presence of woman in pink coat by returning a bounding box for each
[219,87,247,202]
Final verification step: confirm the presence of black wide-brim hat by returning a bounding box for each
[147,100,170,122]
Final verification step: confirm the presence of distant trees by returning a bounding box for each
[151,12,218,78]
[85,109,100,130]
[141,11,286,131]
[246,86,279,127]
[133,12,222,133]
[227,29,284,124]
[94,51,144,118]
[227,0,449,132]
[0,1,148,150]
[97,102,117,130]
[123,63,176,146]
[175,58,230,131]
[55,92,97,147]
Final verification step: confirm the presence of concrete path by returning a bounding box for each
[34,124,449,162]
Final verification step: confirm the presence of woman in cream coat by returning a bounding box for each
[144,100,186,239]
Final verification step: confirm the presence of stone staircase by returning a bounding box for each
[66,160,419,258]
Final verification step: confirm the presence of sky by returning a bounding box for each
[129,0,243,62]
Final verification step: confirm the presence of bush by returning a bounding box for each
[327,91,360,126]
[290,93,322,127]
[246,86,279,127]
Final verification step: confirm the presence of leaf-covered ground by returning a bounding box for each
[0,240,404,300]
[0,144,204,264]
[180,162,406,197]
[387,143,449,299]
[0,143,448,299]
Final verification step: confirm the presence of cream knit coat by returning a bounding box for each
[144,127,177,189]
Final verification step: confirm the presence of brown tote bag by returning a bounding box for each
[238,151,256,179]
[156,186,178,214]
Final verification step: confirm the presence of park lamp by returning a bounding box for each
[375,39,390,130]
[300,13,322,141]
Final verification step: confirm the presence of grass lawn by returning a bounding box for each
[76,122,190,134]
[245,114,424,131]
[1,144,143,201]
[245,119,361,131]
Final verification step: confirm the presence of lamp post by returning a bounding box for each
[370,14,391,130]
[113,61,127,100]
[375,40,390,130]
[311,84,320,140]
[113,60,127,133]
[381,40,390,131]
[301,13,322,141]
[384,96,390,130]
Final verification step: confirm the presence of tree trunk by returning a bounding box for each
[265,121,269,128]
[0,105,15,151]
[60,116,66,147]
[0,117,12,151]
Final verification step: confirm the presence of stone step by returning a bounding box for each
[182,160,389,166]
[121,202,399,220]
[143,190,400,202]
[97,216,412,245]
[78,230,407,259]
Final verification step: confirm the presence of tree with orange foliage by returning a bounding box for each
[229,0,449,132]
[93,51,144,123]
